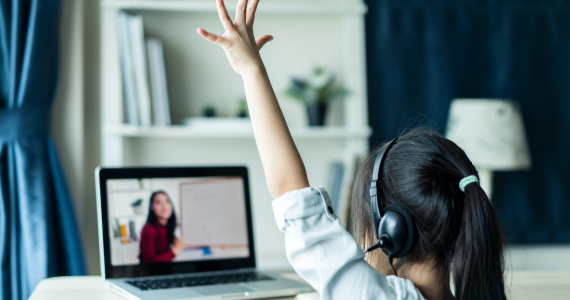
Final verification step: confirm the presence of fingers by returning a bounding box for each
[246,0,260,27]
[196,28,229,47]
[216,0,235,32]
[235,0,247,26]
[256,34,273,50]
[199,0,270,52]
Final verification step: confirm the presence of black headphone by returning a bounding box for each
[365,137,416,260]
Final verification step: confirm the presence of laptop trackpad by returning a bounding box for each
[194,284,255,296]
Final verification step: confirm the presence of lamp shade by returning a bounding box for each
[445,99,531,171]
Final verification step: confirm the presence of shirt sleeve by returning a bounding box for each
[272,187,424,300]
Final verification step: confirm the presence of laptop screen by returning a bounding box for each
[97,167,256,278]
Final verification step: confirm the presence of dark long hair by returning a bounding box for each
[351,128,506,300]
[146,190,177,244]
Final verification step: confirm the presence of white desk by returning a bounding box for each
[505,271,570,300]
[29,274,318,300]
[29,271,570,300]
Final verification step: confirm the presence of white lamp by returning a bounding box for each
[445,99,531,199]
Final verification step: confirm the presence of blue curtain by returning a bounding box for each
[365,0,570,243]
[0,1,86,299]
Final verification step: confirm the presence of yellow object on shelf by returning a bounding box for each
[119,224,129,244]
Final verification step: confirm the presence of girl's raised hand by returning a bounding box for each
[197,0,273,75]
[198,0,309,198]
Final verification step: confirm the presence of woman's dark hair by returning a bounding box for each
[351,127,506,300]
[146,190,177,244]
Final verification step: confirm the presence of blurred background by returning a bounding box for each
[53,0,570,277]
[2,0,569,299]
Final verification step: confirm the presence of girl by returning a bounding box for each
[139,191,184,263]
[197,1,506,299]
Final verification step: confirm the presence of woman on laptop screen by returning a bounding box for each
[139,191,184,263]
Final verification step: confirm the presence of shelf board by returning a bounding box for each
[102,1,367,15]
[104,124,371,139]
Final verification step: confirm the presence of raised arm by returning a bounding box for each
[197,0,309,198]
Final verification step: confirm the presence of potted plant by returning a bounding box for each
[237,98,248,118]
[285,66,348,126]
[131,198,144,215]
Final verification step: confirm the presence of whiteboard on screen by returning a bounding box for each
[180,178,248,246]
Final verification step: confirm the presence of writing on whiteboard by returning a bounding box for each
[180,178,248,246]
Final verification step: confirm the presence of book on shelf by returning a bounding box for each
[327,161,345,215]
[117,11,171,126]
[146,38,171,126]
[344,154,365,235]
[330,154,365,232]
[117,12,140,125]
[129,13,152,126]
[128,220,138,241]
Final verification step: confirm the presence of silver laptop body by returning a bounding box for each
[96,166,312,300]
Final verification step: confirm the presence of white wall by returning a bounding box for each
[82,0,103,276]
[51,0,87,270]
[52,0,84,209]
[50,0,570,275]
[507,246,570,270]
[52,0,102,275]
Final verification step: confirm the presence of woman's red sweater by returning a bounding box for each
[139,222,175,263]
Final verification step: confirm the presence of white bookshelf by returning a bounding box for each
[100,0,370,269]
[102,0,367,14]
[104,124,371,138]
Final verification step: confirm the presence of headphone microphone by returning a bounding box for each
[366,137,416,270]
[364,235,390,253]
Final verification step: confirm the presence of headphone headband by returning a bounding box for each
[367,136,415,263]
[371,138,399,210]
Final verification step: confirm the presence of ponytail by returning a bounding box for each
[452,181,506,300]
[350,128,507,300]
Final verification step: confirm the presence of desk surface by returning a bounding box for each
[29,274,318,300]
[505,270,570,299]
[30,271,570,300]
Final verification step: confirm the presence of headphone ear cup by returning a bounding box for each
[378,204,416,258]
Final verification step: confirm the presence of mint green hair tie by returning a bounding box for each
[459,175,479,192]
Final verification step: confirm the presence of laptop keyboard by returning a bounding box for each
[126,271,275,290]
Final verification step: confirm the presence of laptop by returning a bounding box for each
[96,166,313,300]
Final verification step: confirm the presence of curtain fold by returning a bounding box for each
[0,1,86,299]
[366,0,570,243]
